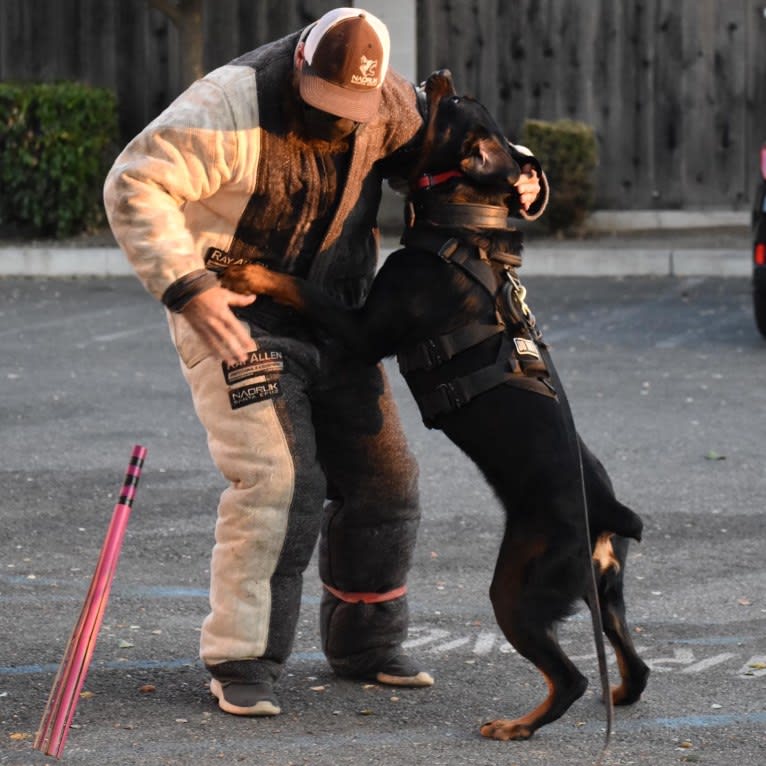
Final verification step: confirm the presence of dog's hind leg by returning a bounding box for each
[589,534,650,705]
[480,535,589,741]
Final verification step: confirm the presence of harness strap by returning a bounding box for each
[401,229,499,296]
[439,240,499,296]
[322,582,408,605]
[400,226,452,257]
[398,226,553,424]
[397,323,504,374]
[416,349,556,423]
[401,226,522,270]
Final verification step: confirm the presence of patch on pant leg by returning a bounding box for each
[228,380,282,409]
[222,351,284,385]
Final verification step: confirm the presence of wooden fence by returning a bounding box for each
[0,0,339,140]
[2,0,765,209]
[419,0,766,209]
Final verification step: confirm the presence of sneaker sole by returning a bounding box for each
[209,678,281,716]
[375,670,434,687]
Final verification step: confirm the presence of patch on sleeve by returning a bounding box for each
[228,380,282,410]
[222,351,284,385]
[205,247,251,273]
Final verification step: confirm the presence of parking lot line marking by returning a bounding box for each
[402,628,450,648]
[472,631,496,655]
[428,637,470,653]
[643,711,766,729]
[0,658,199,676]
[672,635,758,646]
[0,651,327,677]
[644,648,695,671]
[0,307,138,339]
[86,326,159,343]
[681,652,737,673]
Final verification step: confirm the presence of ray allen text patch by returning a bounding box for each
[222,350,284,385]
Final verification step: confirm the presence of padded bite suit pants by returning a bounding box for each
[171,311,420,683]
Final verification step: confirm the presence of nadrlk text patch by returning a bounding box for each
[228,380,282,410]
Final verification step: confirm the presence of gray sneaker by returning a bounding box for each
[373,653,434,687]
[209,678,281,716]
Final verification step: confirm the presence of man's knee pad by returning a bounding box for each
[318,491,419,672]
[318,497,420,592]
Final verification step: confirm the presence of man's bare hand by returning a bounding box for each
[181,285,256,365]
[515,163,541,211]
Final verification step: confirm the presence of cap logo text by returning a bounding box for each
[351,55,379,86]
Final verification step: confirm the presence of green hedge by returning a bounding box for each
[0,82,118,238]
[520,118,598,234]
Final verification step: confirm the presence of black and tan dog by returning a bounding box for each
[220,70,649,741]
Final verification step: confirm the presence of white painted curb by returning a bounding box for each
[0,247,134,276]
[0,246,751,278]
[523,248,750,277]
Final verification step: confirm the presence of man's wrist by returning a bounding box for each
[161,270,219,313]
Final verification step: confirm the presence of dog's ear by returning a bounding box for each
[460,135,522,186]
[407,70,459,184]
[424,69,456,110]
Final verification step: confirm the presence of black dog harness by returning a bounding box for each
[396,225,557,428]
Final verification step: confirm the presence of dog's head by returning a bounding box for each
[410,70,521,197]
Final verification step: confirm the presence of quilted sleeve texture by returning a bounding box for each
[103,66,260,299]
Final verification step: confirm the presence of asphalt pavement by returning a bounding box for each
[1,239,765,765]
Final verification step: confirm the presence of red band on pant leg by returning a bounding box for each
[322,582,408,604]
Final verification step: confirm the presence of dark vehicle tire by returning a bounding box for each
[754,287,766,339]
[751,146,766,339]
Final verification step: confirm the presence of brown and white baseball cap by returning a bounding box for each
[299,7,390,123]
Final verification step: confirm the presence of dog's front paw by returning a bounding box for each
[480,718,534,741]
[220,264,267,295]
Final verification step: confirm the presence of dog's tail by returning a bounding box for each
[604,499,644,543]
[620,504,644,542]
[587,497,643,543]
[580,441,643,542]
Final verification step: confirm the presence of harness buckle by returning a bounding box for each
[435,381,467,411]
[397,338,445,374]
[505,270,529,315]
[503,268,544,342]
[423,338,445,369]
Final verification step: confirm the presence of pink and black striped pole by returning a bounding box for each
[34,445,148,759]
